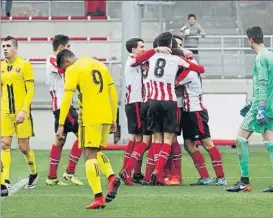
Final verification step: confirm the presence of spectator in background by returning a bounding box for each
[181,14,206,60]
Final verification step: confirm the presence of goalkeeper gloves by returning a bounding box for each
[240,103,251,117]
[256,105,268,126]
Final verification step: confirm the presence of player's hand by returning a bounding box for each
[56,125,65,141]
[155,47,172,54]
[183,49,193,58]
[15,110,26,124]
[240,103,251,117]
[110,122,117,133]
[256,105,268,126]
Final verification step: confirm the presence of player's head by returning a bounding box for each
[188,13,196,25]
[153,35,177,49]
[126,38,145,56]
[2,35,18,59]
[173,35,183,49]
[52,34,70,53]
[246,26,263,49]
[56,49,76,71]
[157,32,173,48]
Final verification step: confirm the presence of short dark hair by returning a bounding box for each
[56,49,75,67]
[172,48,184,57]
[246,26,263,44]
[52,34,70,51]
[157,32,173,47]
[188,13,196,20]
[173,35,183,42]
[3,35,18,47]
[126,38,144,53]
[171,38,178,49]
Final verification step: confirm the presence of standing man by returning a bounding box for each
[56,50,121,209]
[226,26,273,192]
[46,35,83,186]
[181,14,206,61]
[1,36,38,190]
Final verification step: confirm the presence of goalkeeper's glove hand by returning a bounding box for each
[240,103,251,117]
[256,105,268,126]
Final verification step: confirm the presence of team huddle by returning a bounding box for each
[1,25,273,210]
[119,32,226,186]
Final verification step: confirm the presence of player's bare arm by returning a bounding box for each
[57,88,75,140]
[130,47,171,67]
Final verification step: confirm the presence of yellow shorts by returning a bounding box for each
[78,124,111,149]
[1,113,34,138]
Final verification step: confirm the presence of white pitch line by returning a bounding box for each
[0,178,28,201]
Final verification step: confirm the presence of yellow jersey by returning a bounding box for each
[1,57,34,114]
[61,56,115,125]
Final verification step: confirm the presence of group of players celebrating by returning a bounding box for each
[1,25,273,210]
[119,32,226,186]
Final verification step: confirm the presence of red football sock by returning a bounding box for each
[164,158,171,178]
[124,141,147,174]
[134,157,143,174]
[190,150,209,178]
[144,144,155,181]
[122,140,134,168]
[170,141,182,176]
[207,146,225,178]
[156,143,172,178]
[66,140,82,174]
[152,143,162,166]
[48,144,62,179]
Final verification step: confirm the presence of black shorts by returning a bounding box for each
[176,107,183,136]
[125,102,142,135]
[54,106,79,135]
[140,102,152,135]
[181,109,210,141]
[148,100,179,133]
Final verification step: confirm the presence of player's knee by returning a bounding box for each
[201,138,214,150]
[55,138,65,147]
[184,141,197,154]
[235,136,247,147]
[142,135,151,146]
[135,135,142,142]
[153,133,163,143]
[19,146,29,155]
[18,139,30,154]
[1,138,11,150]
[1,142,11,150]
[83,147,99,160]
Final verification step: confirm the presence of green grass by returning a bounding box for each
[2,147,273,217]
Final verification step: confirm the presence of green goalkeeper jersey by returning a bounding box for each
[250,48,273,118]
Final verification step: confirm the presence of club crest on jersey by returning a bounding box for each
[16,67,21,73]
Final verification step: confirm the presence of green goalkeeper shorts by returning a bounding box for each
[240,111,273,133]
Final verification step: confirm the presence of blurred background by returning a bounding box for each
[1,0,272,147]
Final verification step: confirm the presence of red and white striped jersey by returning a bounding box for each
[141,61,151,103]
[45,55,65,111]
[177,59,206,112]
[125,55,143,104]
[147,53,191,101]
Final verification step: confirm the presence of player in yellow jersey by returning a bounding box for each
[56,49,121,209]
[1,36,38,194]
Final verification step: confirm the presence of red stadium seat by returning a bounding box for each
[0,37,108,42]
[0,16,109,21]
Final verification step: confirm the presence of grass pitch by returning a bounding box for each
[2,147,273,217]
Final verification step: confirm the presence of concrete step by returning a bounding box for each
[0,41,123,60]
[1,20,161,40]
